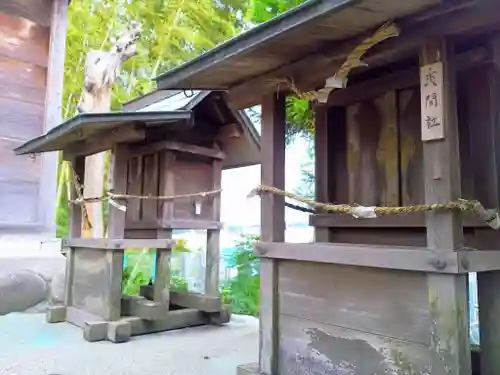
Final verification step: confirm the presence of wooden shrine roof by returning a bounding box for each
[124,90,261,169]
[14,111,192,155]
[154,0,499,109]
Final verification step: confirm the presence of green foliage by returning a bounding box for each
[293,135,315,199]
[222,234,261,316]
[245,0,307,24]
[245,0,314,140]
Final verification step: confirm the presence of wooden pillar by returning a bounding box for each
[313,104,346,242]
[105,144,129,321]
[313,104,331,242]
[259,93,286,375]
[205,159,222,297]
[64,155,85,307]
[419,39,471,375]
[476,32,500,375]
[154,152,175,307]
[39,0,68,233]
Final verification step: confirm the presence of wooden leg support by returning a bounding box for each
[46,305,67,323]
[237,363,261,375]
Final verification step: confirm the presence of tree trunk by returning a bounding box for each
[77,21,141,238]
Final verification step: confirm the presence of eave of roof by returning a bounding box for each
[153,0,360,88]
[153,0,441,95]
[14,111,192,155]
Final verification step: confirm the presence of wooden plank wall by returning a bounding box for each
[124,151,215,229]
[342,71,491,209]
[321,63,500,249]
[278,261,432,375]
[0,12,49,226]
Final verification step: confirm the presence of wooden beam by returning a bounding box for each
[310,213,488,228]
[325,46,490,107]
[228,1,500,109]
[129,140,226,160]
[419,38,471,375]
[64,124,144,158]
[313,104,334,242]
[255,241,463,273]
[259,93,285,375]
[170,291,222,313]
[459,250,500,273]
[476,31,500,375]
[64,238,176,250]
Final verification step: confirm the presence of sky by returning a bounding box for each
[220,127,311,227]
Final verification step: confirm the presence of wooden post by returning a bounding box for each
[419,39,471,375]
[64,155,85,307]
[154,151,175,307]
[259,93,286,375]
[313,104,331,242]
[476,32,500,375]
[313,104,346,242]
[205,159,222,297]
[39,0,68,234]
[105,144,129,321]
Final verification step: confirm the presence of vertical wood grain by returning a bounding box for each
[39,0,68,234]
[420,38,470,375]
[259,92,286,375]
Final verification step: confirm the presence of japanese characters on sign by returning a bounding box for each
[420,62,444,141]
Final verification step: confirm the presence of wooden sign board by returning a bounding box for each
[420,62,444,141]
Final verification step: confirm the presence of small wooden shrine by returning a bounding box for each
[14,90,260,343]
[153,0,500,374]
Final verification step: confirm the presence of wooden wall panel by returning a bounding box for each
[0,0,52,27]
[399,87,424,205]
[346,91,399,206]
[279,314,432,375]
[0,11,49,226]
[172,155,214,221]
[278,260,430,345]
[0,12,49,67]
[0,139,40,182]
[0,55,46,105]
[0,181,38,223]
[0,97,45,140]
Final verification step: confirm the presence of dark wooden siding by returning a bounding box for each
[0,11,48,225]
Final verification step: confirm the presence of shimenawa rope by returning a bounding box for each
[248,185,500,230]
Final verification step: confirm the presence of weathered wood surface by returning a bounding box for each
[279,314,432,375]
[279,260,430,344]
[39,0,68,233]
[0,12,50,226]
[259,93,286,375]
[346,91,398,207]
[124,150,218,229]
[65,238,176,250]
[0,0,54,27]
[420,38,471,375]
[476,33,500,375]
[256,241,463,274]
[224,1,499,109]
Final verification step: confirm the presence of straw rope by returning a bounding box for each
[248,185,500,229]
[70,189,222,205]
[269,21,400,102]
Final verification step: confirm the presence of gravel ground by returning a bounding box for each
[0,313,258,375]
